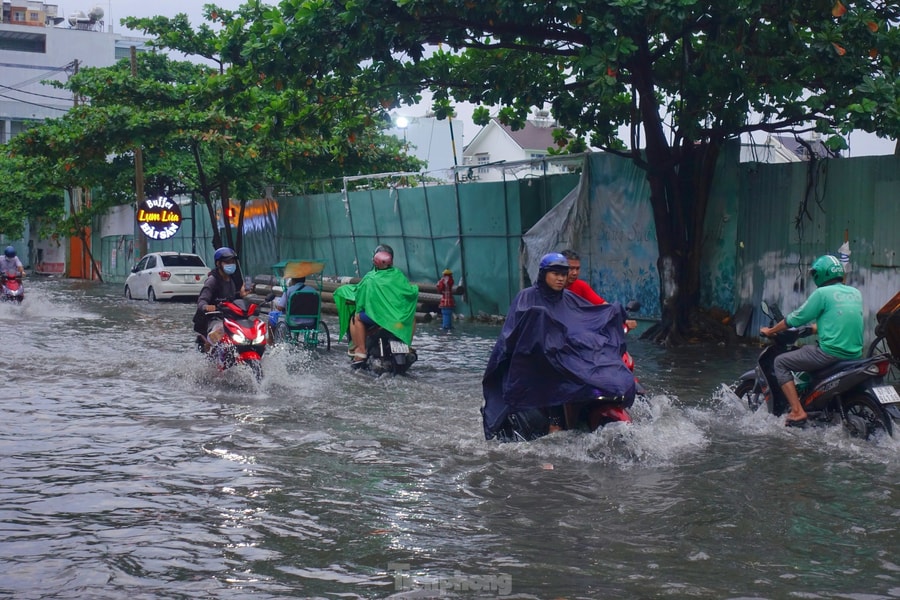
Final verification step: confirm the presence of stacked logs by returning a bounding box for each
[248,274,464,324]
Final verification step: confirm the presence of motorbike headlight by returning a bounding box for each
[253,322,267,344]
[231,330,247,344]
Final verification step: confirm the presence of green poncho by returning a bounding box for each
[334,267,419,345]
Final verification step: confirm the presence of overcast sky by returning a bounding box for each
[97,0,896,157]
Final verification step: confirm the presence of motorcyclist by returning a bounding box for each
[334,244,419,368]
[481,252,636,440]
[760,255,864,426]
[0,246,25,279]
[193,247,248,346]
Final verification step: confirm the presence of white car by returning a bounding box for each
[124,252,209,301]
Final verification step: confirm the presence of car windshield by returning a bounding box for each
[160,255,206,268]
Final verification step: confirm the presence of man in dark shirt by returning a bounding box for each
[193,247,247,344]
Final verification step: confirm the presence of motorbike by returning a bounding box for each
[733,301,900,439]
[195,297,271,381]
[1,274,24,303]
[357,324,418,376]
[495,301,643,442]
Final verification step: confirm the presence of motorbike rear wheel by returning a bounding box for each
[867,336,899,386]
[841,393,892,439]
[733,379,761,411]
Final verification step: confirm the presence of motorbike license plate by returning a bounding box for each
[389,340,409,354]
[873,385,900,405]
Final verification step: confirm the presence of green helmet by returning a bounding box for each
[809,255,844,287]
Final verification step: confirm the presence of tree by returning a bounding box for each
[229,0,900,344]
[0,31,421,260]
[119,10,425,255]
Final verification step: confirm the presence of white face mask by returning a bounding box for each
[223,263,237,275]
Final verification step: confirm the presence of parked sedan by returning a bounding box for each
[124,252,209,301]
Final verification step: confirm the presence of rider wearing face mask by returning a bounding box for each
[193,247,248,344]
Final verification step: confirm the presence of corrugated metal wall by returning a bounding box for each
[96,150,900,338]
[259,174,579,317]
[736,154,900,338]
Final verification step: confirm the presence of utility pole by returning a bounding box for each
[131,46,146,259]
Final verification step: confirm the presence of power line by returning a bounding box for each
[0,81,69,100]
[0,91,67,111]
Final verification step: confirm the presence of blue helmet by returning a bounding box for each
[214,247,237,262]
[539,252,569,273]
[4,246,15,258]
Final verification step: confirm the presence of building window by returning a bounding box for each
[13,11,25,21]
[0,31,47,53]
[476,152,490,173]
[30,12,41,22]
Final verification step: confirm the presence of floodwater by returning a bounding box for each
[3,278,900,599]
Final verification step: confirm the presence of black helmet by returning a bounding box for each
[4,245,15,258]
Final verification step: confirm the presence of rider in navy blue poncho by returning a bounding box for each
[481,253,636,440]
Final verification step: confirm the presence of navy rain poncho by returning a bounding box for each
[481,278,636,440]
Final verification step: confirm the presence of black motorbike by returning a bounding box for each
[359,325,417,376]
[733,301,900,439]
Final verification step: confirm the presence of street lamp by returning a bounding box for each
[396,116,409,150]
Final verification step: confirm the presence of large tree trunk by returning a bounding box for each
[628,37,721,345]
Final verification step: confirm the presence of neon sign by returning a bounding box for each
[137,197,182,240]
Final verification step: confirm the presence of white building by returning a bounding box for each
[740,133,840,163]
[0,2,147,273]
[462,112,572,182]
[0,2,147,143]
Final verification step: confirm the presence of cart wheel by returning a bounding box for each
[317,320,331,351]
[274,321,290,345]
[867,336,900,386]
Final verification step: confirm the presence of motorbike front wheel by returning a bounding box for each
[733,379,761,411]
[247,360,263,382]
[841,393,892,439]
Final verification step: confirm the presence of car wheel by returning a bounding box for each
[148,287,156,302]
[124,285,132,300]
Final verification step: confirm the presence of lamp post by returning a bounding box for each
[396,116,409,151]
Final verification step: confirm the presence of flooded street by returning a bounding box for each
[3,278,900,599]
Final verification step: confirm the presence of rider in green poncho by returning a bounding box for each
[334,245,418,365]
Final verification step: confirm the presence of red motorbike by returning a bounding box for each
[1,274,24,303]
[196,298,269,381]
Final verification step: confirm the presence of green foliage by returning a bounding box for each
[224,0,900,340]
[0,16,422,247]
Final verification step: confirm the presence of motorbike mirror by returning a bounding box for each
[760,301,772,319]
[625,300,641,313]
[265,293,276,302]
